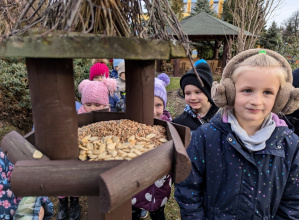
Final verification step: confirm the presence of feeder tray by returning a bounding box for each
[0,32,191,220]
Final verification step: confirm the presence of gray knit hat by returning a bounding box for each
[118,61,125,76]
[211,48,299,114]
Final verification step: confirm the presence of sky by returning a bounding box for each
[266,0,299,28]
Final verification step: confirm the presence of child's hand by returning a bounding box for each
[38,206,44,220]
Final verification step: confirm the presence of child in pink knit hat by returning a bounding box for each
[77,79,117,114]
[89,62,110,81]
[89,62,120,112]
[57,78,116,219]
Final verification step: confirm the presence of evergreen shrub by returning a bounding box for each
[0,58,32,131]
[0,58,92,132]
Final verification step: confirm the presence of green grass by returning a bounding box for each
[166,74,222,92]
[166,77,180,91]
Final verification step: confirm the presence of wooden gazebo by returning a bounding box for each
[168,12,253,75]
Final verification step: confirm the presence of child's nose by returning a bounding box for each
[250,93,262,105]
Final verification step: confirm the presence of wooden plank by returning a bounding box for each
[10,160,123,196]
[88,198,131,220]
[98,141,173,213]
[126,60,155,126]
[173,59,180,77]
[0,34,186,59]
[0,131,50,164]
[77,111,95,128]
[166,122,191,183]
[93,112,125,123]
[170,41,187,58]
[24,130,36,146]
[154,119,191,148]
[26,58,78,160]
[77,108,111,128]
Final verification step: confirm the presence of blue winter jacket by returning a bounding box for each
[110,69,118,79]
[175,113,299,219]
[109,94,119,112]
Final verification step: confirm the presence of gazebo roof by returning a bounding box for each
[177,12,253,37]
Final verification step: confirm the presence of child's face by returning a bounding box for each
[184,85,209,111]
[120,72,125,80]
[234,67,280,131]
[154,96,164,119]
[84,103,107,112]
[93,75,103,81]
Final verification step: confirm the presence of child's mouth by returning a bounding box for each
[248,109,261,113]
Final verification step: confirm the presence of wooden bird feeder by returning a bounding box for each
[0,32,191,219]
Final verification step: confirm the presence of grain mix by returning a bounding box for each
[78,119,168,161]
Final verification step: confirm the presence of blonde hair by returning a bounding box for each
[231,53,288,87]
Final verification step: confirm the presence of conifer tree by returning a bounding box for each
[192,0,214,15]
[170,0,184,20]
[257,21,282,50]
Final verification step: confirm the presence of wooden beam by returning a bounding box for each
[154,119,191,149]
[1,131,50,164]
[98,141,173,213]
[156,60,162,73]
[213,40,221,59]
[166,122,191,183]
[10,160,123,196]
[26,58,78,160]
[173,59,180,77]
[23,130,36,147]
[125,60,155,126]
[0,34,186,59]
[88,198,131,220]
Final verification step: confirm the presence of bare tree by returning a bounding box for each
[283,10,299,39]
[225,0,284,53]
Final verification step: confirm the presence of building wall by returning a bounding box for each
[182,0,224,17]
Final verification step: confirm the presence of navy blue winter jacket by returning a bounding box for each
[175,113,299,219]
[109,94,119,112]
[110,69,118,79]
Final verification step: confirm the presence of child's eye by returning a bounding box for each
[185,92,190,95]
[95,103,101,107]
[86,103,91,106]
[264,91,273,95]
[243,89,252,93]
[156,104,162,107]
[196,91,201,94]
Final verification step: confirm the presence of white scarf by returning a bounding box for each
[227,111,276,152]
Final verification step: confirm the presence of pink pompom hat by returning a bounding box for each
[78,79,117,105]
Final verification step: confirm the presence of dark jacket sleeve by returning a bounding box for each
[172,113,183,124]
[174,128,206,219]
[275,140,299,219]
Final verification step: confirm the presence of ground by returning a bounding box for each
[0,87,186,220]
[167,89,186,118]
